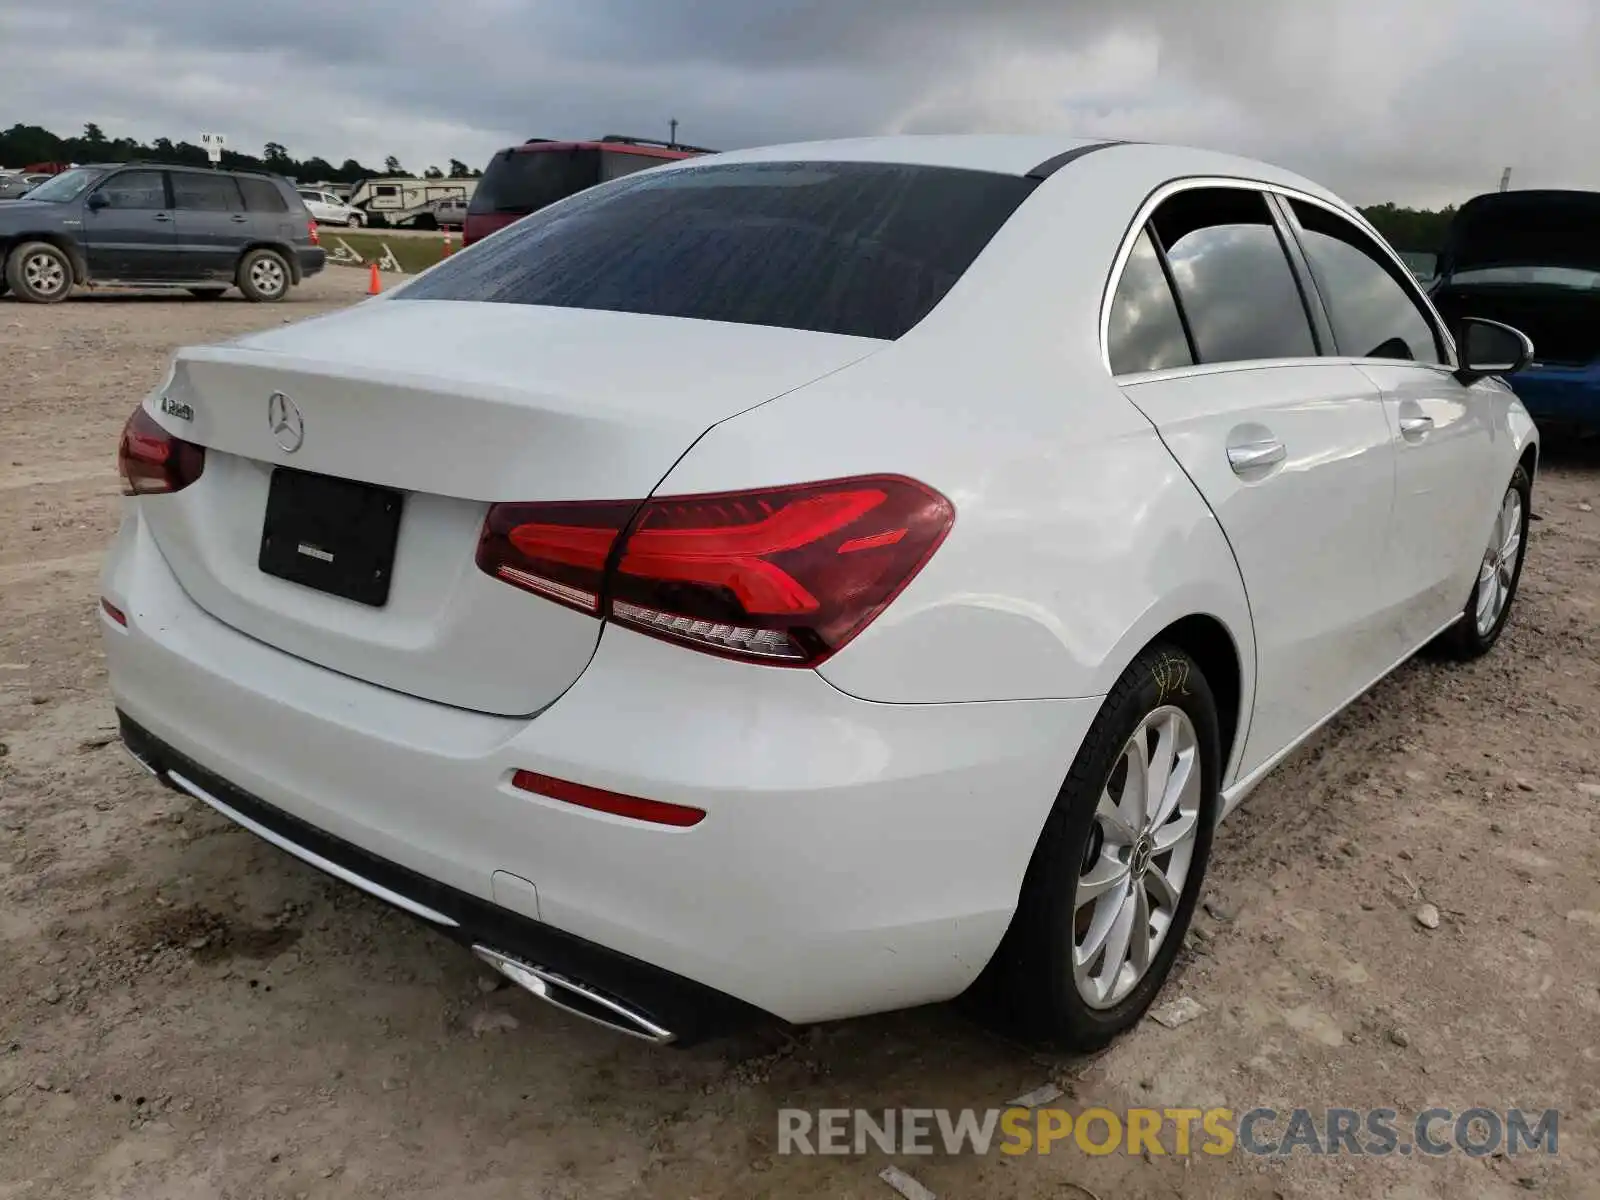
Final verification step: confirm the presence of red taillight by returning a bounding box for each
[478,476,954,666]
[308,220,320,246]
[101,598,127,626]
[512,769,705,827]
[117,406,205,496]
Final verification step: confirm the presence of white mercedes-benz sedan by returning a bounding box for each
[102,135,1538,1049]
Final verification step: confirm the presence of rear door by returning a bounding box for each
[1110,185,1402,779]
[170,171,250,280]
[1278,197,1498,644]
[79,169,177,279]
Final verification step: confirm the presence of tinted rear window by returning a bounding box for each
[404,161,1037,340]
[470,147,601,215]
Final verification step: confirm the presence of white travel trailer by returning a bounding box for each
[348,176,478,228]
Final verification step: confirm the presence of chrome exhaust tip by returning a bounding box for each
[471,946,676,1045]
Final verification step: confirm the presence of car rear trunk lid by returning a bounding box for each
[140,299,881,715]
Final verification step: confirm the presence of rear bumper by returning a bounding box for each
[101,505,1097,1027]
[297,247,327,279]
[119,715,759,1042]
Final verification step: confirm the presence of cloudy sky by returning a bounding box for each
[4,0,1597,207]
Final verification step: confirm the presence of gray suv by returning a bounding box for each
[0,163,326,303]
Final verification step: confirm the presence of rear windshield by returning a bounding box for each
[403,161,1037,340]
[470,147,601,215]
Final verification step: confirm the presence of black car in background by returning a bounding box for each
[0,163,325,303]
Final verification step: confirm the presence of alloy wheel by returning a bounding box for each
[251,257,287,296]
[1475,486,1523,637]
[1073,706,1202,1008]
[23,252,67,297]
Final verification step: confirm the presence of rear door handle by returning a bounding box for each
[152,212,173,222]
[230,214,248,223]
[1227,439,1286,474]
[1399,415,1434,438]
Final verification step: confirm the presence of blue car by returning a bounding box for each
[1431,189,1600,436]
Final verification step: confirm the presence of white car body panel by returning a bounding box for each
[1118,361,1403,779]
[103,506,1098,1022]
[140,304,879,714]
[101,135,1539,1031]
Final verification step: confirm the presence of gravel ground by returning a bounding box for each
[2,272,1598,1200]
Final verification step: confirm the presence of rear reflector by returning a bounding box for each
[478,476,954,667]
[101,598,127,626]
[118,405,205,496]
[511,769,705,828]
[308,220,320,246]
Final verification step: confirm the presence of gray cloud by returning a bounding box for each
[3,0,1596,206]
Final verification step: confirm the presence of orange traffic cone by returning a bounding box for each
[442,229,453,256]
[367,262,382,295]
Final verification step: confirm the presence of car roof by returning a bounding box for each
[687,135,1104,178]
[653,135,1340,196]
[81,160,288,181]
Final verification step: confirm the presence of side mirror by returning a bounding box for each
[86,191,109,210]
[1455,317,1534,384]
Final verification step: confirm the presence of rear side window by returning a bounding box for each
[1151,187,1316,364]
[1288,200,1444,363]
[404,161,1037,341]
[471,148,601,215]
[241,178,290,213]
[1107,229,1194,375]
[173,173,244,212]
[93,170,167,210]
[599,150,672,183]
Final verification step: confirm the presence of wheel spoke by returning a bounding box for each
[1095,790,1138,845]
[1094,888,1137,995]
[1074,874,1131,969]
[1476,575,1499,629]
[1143,712,1177,827]
[1144,864,1181,912]
[1150,746,1195,831]
[1151,806,1199,853]
[1126,884,1152,977]
[1120,739,1150,827]
[1075,854,1130,909]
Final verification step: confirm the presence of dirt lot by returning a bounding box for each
[2,271,1598,1200]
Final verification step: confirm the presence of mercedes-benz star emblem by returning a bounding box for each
[267,391,304,453]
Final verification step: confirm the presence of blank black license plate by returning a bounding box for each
[258,468,405,607]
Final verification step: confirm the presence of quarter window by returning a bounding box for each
[1107,229,1193,375]
[1288,200,1444,363]
[241,178,289,212]
[172,173,244,212]
[93,171,167,210]
[1150,187,1317,364]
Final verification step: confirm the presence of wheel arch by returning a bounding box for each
[236,241,301,284]
[1097,606,1254,792]
[3,233,86,283]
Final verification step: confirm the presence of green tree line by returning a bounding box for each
[0,123,479,185]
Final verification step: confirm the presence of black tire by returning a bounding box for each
[187,287,228,300]
[236,249,291,303]
[4,241,73,303]
[973,644,1221,1050]
[1432,464,1532,660]
[412,214,438,231]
